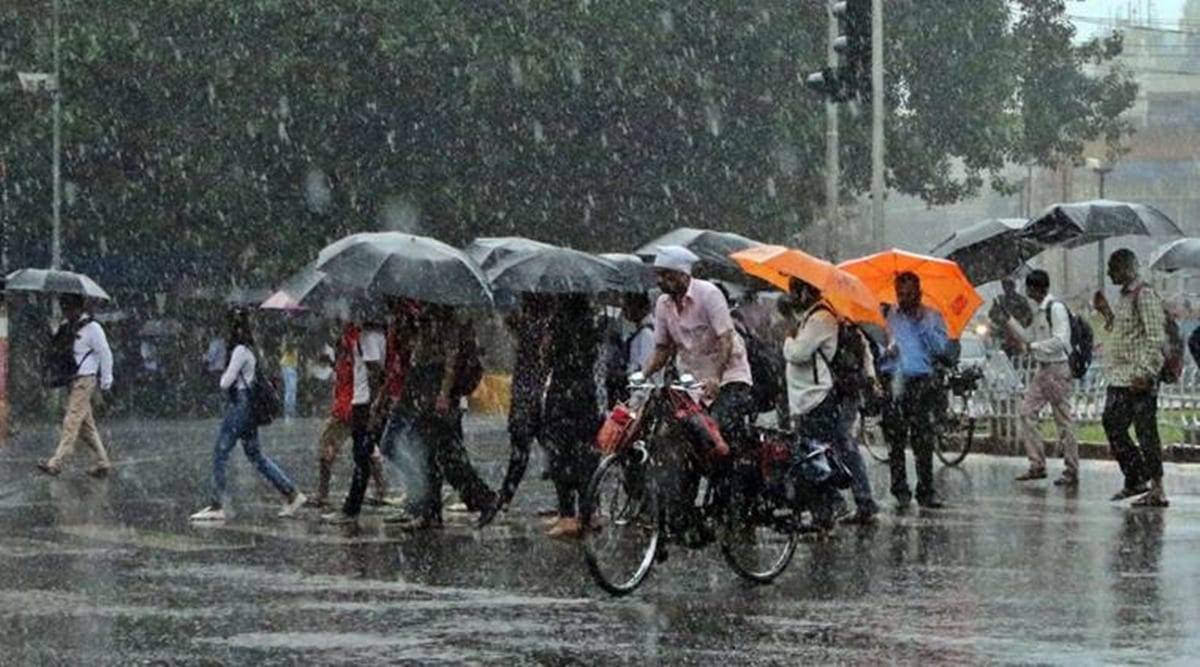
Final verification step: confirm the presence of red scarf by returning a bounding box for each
[331,324,360,422]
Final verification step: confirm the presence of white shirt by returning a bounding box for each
[626,315,656,374]
[353,329,386,405]
[783,305,838,417]
[74,319,114,391]
[220,344,256,390]
[1008,295,1070,364]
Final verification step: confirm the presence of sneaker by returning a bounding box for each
[35,460,61,477]
[1053,475,1078,487]
[278,492,307,518]
[320,511,357,525]
[1110,484,1149,501]
[1015,469,1047,482]
[303,496,329,509]
[189,506,226,522]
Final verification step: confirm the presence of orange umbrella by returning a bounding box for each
[731,245,885,327]
[838,249,982,338]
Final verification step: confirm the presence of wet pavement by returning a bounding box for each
[0,416,1197,664]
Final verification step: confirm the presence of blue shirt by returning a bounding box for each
[880,305,949,378]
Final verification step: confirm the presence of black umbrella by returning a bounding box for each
[1022,200,1183,248]
[5,268,112,301]
[464,237,555,271]
[598,252,657,291]
[634,227,763,281]
[929,218,1041,286]
[315,232,492,307]
[483,244,629,295]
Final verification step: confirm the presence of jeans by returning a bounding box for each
[406,411,494,519]
[281,367,299,418]
[882,374,941,502]
[835,394,879,515]
[380,410,426,505]
[342,405,373,517]
[1103,386,1162,488]
[211,389,295,506]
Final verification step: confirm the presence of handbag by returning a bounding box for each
[238,365,281,427]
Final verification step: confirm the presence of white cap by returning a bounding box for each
[653,245,700,275]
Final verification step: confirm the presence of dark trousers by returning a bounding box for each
[411,411,494,519]
[1102,386,1162,488]
[792,392,843,524]
[882,374,941,502]
[542,416,600,518]
[341,405,372,517]
[710,382,757,452]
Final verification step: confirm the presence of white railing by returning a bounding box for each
[976,360,1200,447]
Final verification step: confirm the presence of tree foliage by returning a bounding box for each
[0,0,1135,293]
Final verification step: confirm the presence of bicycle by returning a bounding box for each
[580,375,814,596]
[854,365,983,467]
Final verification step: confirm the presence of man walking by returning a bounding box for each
[1096,249,1169,507]
[879,272,950,509]
[1007,270,1078,486]
[37,294,114,478]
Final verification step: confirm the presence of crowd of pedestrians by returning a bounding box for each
[31,246,1180,540]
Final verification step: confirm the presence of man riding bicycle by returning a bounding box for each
[639,246,757,541]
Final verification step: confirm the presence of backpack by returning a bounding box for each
[43,319,91,388]
[236,350,282,427]
[811,305,872,399]
[735,320,785,414]
[1133,285,1184,384]
[1045,300,1094,380]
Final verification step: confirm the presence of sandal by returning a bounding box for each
[1132,494,1169,508]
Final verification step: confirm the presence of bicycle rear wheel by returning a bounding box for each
[719,480,799,584]
[935,416,975,467]
[581,452,661,596]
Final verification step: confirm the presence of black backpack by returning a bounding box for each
[43,319,91,388]
[736,320,785,414]
[1046,300,1093,380]
[811,306,872,398]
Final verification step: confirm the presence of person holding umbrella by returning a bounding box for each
[189,316,306,521]
[37,293,114,478]
[495,294,554,512]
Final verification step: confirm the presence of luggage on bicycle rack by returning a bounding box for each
[668,390,730,466]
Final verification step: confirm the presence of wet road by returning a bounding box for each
[0,416,1197,665]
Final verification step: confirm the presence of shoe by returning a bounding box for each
[840,511,878,526]
[1132,494,1169,508]
[189,505,226,522]
[445,501,470,513]
[917,497,944,509]
[303,496,329,509]
[539,514,561,528]
[477,497,501,529]
[1015,469,1047,482]
[320,511,357,525]
[35,460,61,477]
[278,492,307,518]
[894,493,912,511]
[87,464,111,478]
[1053,475,1078,487]
[547,517,583,540]
[1110,484,1149,501]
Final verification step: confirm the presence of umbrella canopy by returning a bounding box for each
[315,232,492,307]
[261,264,333,311]
[929,218,1042,286]
[5,268,112,301]
[731,245,885,327]
[1022,200,1183,248]
[598,253,657,291]
[1148,237,1200,273]
[464,237,556,271]
[839,249,983,338]
[483,244,629,295]
[634,227,763,281]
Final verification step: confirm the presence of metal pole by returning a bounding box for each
[1097,170,1106,289]
[824,3,839,261]
[870,0,884,249]
[51,0,62,270]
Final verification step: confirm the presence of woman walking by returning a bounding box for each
[190,318,306,521]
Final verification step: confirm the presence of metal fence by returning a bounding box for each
[974,361,1200,448]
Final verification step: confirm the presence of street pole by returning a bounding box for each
[51,0,62,271]
[824,3,840,261]
[870,0,884,249]
[1096,167,1108,289]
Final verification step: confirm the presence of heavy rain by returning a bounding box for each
[0,0,1197,663]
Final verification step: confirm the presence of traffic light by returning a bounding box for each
[833,0,871,100]
[805,67,847,102]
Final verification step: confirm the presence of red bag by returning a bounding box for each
[670,392,730,462]
[596,404,637,455]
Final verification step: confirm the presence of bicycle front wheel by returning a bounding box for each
[581,452,661,596]
[857,413,890,463]
[719,480,799,584]
[935,416,975,467]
